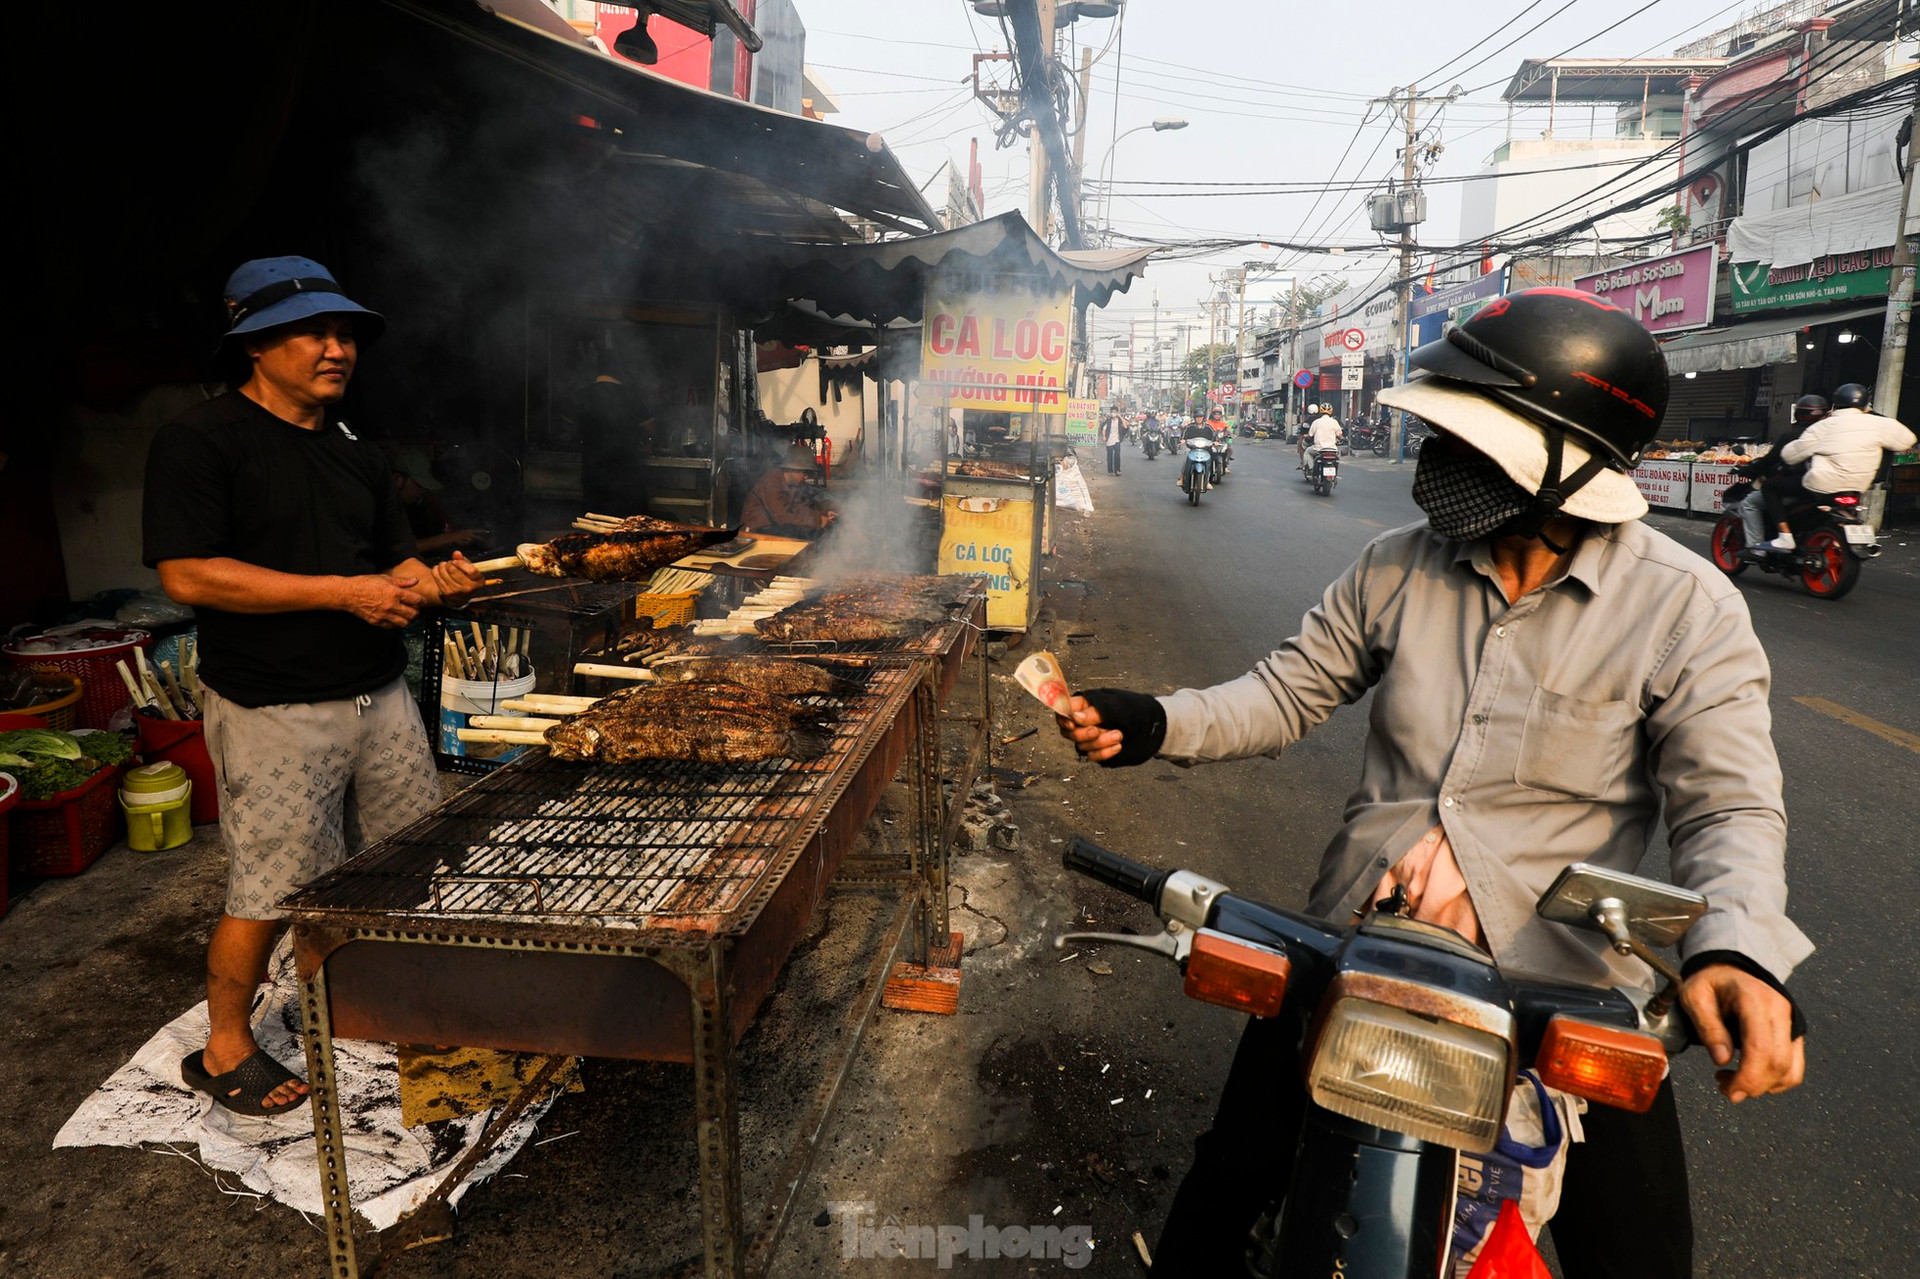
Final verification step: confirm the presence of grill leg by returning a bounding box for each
[300,963,361,1278]
[688,945,746,1277]
[908,676,946,964]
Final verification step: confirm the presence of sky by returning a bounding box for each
[802,0,1771,353]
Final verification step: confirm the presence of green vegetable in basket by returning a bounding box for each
[15,756,107,802]
[77,730,134,768]
[0,729,84,762]
[0,751,32,769]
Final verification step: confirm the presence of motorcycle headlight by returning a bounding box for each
[1306,976,1514,1153]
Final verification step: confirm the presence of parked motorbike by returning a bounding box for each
[1056,837,1698,1278]
[1182,438,1213,506]
[1349,422,1388,456]
[1709,479,1878,600]
[1308,446,1340,495]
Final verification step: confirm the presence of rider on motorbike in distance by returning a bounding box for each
[1760,382,1915,549]
[1208,407,1234,474]
[1300,403,1343,469]
[1734,394,1826,550]
[1177,414,1218,490]
[1056,288,1809,1277]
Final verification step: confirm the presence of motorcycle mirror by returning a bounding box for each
[1536,863,1706,948]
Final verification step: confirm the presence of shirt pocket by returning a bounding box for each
[1514,688,1638,799]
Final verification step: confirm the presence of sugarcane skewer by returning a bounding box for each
[467,714,560,731]
[573,662,657,682]
[455,727,548,746]
[116,659,154,710]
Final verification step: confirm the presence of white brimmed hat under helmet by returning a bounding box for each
[1378,287,1669,527]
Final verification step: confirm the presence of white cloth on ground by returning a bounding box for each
[52,937,563,1231]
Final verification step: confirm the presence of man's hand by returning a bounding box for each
[1054,695,1125,762]
[343,574,428,628]
[1679,963,1805,1104]
[427,552,488,608]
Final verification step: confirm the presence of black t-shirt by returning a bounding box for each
[576,377,650,515]
[142,391,418,707]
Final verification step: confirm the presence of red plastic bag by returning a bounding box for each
[1465,1201,1552,1279]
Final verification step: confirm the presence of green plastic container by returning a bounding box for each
[120,761,192,852]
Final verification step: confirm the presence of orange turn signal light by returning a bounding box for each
[1535,1016,1667,1113]
[1184,930,1290,1018]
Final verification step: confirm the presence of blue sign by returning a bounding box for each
[1292,369,1315,389]
[1408,270,1508,349]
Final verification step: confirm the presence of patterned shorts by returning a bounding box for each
[201,677,441,919]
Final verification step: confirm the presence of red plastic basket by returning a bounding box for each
[4,631,152,730]
[0,773,16,918]
[12,763,119,876]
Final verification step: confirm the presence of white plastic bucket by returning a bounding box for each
[439,670,537,760]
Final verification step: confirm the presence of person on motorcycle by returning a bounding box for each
[1202,407,1234,479]
[1299,402,1343,469]
[1760,382,1915,549]
[1176,414,1217,491]
[1734,394,1828,549]
[1056,288,1809,1277]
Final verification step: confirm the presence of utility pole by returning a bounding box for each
[1206,285,1219,415]
[1393,84,1419,462]
[1873,95,1920,428]
[1152,291,1160,412]
[1024,0,1056,237]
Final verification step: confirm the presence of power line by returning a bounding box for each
[1460,0,1674,96]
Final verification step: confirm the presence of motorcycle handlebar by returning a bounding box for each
[1064,837,1170,907]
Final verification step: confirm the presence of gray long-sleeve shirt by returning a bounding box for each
[1157,519,1813,992]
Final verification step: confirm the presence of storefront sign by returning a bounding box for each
[1688,462,1743,514]
[1729,246,1897,313]
[1574,244,1717,334]
[1630,462,1691,510]
[921,269,1072,413]
[1063,398,1098,446]
[938,492,1037,629]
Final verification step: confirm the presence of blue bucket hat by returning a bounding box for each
[221,256,384,347]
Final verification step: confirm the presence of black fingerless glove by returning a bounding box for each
[1078,688,1167,768]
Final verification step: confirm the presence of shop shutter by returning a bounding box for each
[1660,369,1752,442]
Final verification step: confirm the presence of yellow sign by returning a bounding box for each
[922,269,1071,415]
[938,493,1037,630]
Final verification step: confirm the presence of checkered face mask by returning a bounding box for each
[1411,435,1534,541]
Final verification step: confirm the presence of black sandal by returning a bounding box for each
[181,1049,307,1116]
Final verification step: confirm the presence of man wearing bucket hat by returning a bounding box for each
[1053,289,1810,1275]
[740,443,837,538]
[144,255,485,1116]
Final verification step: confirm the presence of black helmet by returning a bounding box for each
[1831,383,1871,410]
[1792,393,1830,424]
[1404,288,1668,532]
[1409,288,1668,468]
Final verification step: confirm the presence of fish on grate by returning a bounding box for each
[646,656,861,700]
[544,680,833,764]
[754,573,968,644]
[518,521,735,582]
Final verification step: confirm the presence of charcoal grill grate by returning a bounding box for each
[283,661,918,938]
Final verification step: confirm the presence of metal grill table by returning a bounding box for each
[285,584,988,1278]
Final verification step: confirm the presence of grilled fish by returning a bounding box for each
[544,680,831,764]
[518,522,735,582]
[755,573,966,644]
[647,656,861,700]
